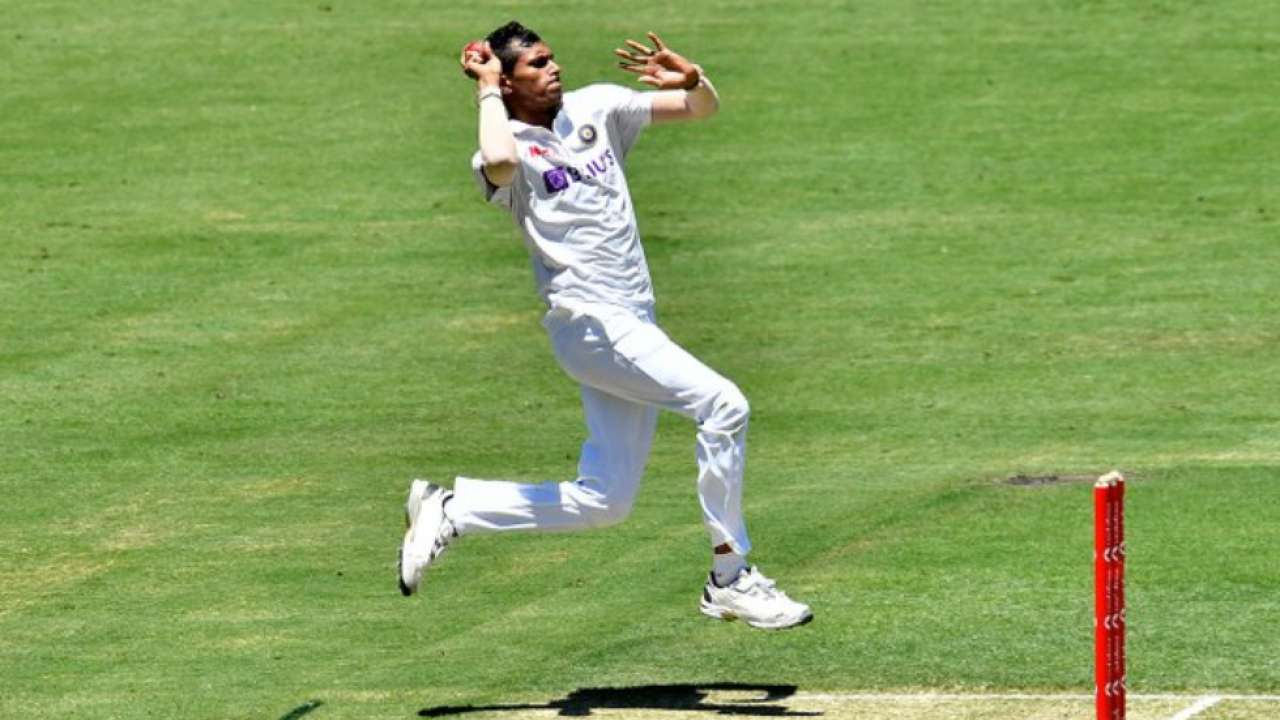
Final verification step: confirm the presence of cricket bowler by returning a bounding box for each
[398,21,812,630]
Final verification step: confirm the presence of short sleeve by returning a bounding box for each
[470,150,513,209]
[596,84,653,159]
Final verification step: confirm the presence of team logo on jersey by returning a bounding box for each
[543,166,578,193]
[577,124,598,146]
[530,144,569,164]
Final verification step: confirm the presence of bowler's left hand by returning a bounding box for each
[614,32,701,90]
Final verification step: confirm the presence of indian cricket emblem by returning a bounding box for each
[577,124,598,146]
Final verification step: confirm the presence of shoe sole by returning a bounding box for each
[398,479,430,597]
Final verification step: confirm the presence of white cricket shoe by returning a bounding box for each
[699,566,813,630]
[398,479,456,597]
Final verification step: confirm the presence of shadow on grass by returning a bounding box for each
[278,700,324,719]
[419,683,821,717]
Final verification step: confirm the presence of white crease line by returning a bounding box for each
[789,692,1280,703]
[1168,695,1223,720]
[1142,694,1280,702]
[794,693,1093,702]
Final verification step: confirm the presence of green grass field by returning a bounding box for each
[3,1,1278,718]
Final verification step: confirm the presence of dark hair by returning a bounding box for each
[485,20,542,75]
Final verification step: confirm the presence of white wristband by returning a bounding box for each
[476,87,502,104]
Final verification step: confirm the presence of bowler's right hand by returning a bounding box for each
[460,43,501,85]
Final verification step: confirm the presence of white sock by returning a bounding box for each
[712,552,747,587]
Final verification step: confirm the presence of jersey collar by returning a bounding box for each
[509,107,574,140]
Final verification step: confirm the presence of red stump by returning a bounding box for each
[1094,471,1126,720]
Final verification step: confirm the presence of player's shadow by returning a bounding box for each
[419,682,821,717]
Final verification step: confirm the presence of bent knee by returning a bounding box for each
[572,479,635,528]
[583,500,632,528]
[704,383,750,435]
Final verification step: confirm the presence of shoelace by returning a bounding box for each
[420,496,457,562]
[429,519,455,557]
[736,568,791,601]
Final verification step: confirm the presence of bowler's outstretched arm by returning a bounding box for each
[614,32,720,123]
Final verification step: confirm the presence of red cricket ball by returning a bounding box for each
[461,40,490,78]
[464,40,489,61]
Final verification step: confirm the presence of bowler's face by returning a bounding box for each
[506,42,562,109]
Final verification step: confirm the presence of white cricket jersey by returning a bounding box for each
[471,83,655,315]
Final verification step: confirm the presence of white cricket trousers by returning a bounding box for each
[446,306,752,554]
